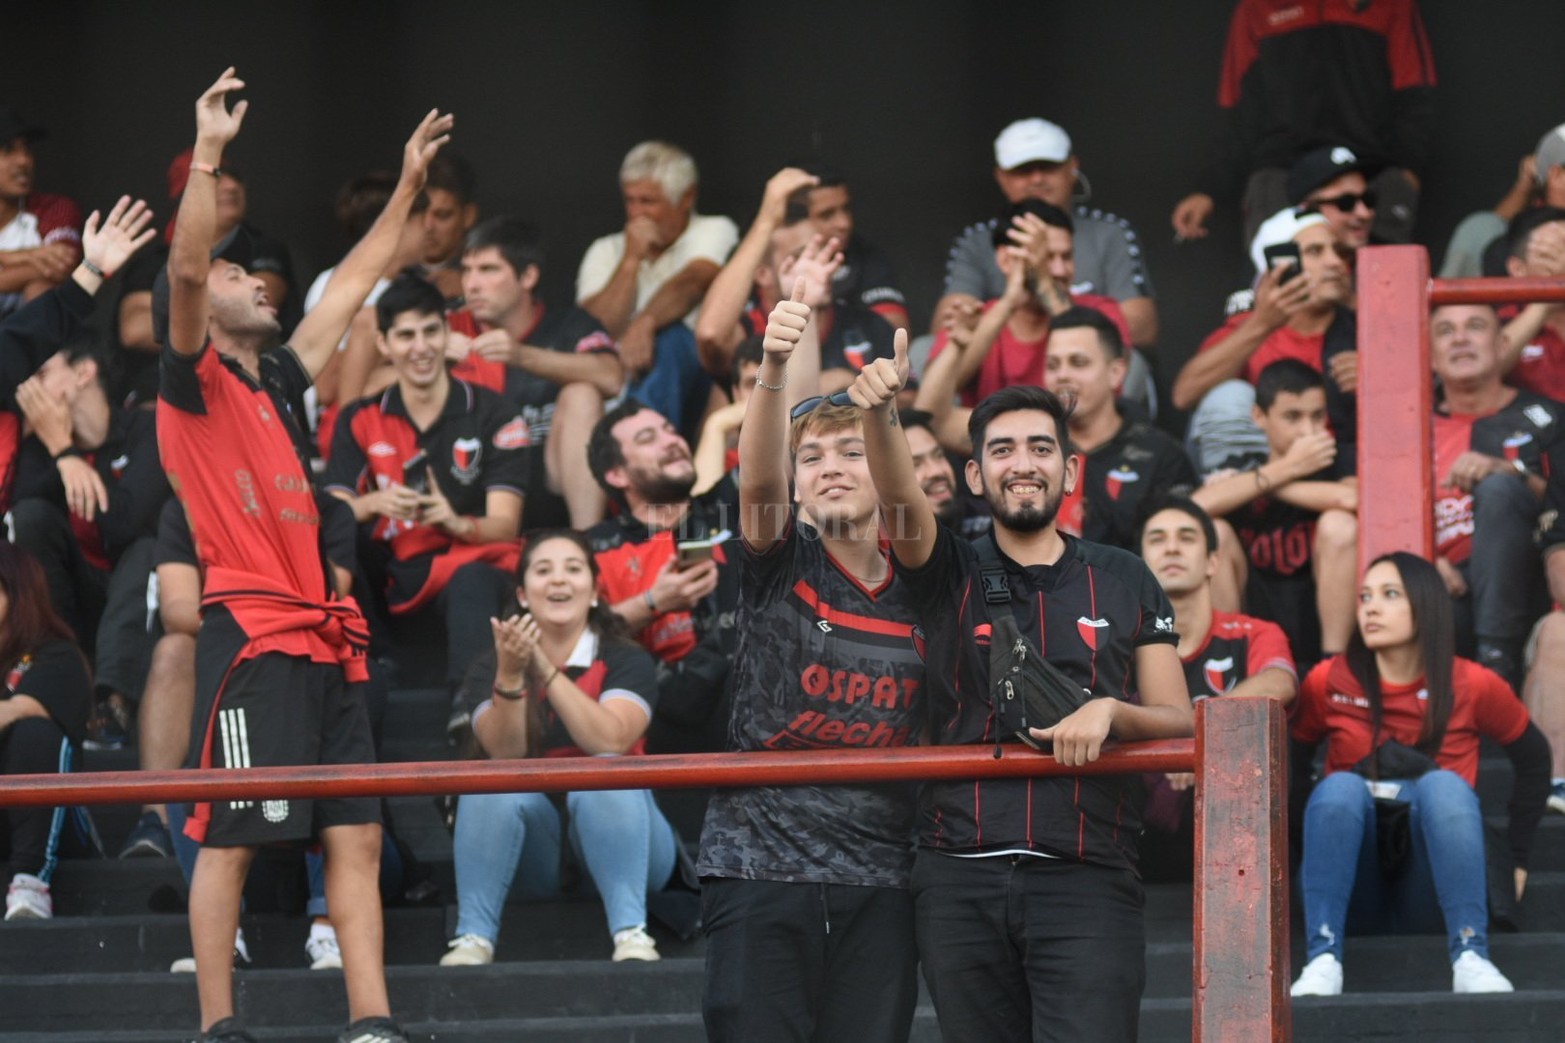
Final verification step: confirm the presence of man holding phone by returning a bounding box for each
[1173,208,1356,474]
[326,275,530,740]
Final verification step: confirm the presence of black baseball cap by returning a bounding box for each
[1286,146,1378,205]
[0,106,47,146]
[150,225,258,346]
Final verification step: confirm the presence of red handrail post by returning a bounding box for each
[1193,696,1290,1042]
[1355,245,1434,570]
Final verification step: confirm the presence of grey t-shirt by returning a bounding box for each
[942,205,1155,303]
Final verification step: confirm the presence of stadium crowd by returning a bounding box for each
[2,2,1565,1041]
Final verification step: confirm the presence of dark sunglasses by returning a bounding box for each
[1307,189,1377,213]
[789,391,856,421]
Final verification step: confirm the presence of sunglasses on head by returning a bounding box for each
[1307,189,1377,213]
[789,391,856,421]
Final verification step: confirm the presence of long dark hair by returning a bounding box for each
[513,529,632,646]
[1344,551,1455,752]
[0,543,75,679]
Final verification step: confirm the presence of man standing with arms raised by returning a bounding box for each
[850,336,1192,1041]
[160,68,450,1043]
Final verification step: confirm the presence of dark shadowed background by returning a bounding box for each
[5,0,1563,410]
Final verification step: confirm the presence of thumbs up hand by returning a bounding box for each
[846,328,910,411]
[761,276,812,366]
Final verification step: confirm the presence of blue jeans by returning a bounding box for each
[626,324,710,438]
[452,788,676,942]
[1300,770,1490,963]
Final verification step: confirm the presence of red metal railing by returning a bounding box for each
[1356,248,1565,570]
[0,698,1286,1042]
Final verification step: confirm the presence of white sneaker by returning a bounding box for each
[1290,952,1343,997]
[611,925,660,962]
[4,873,51,921]
[306,926,343,970]
[438,933,494,966]
[1452,950,1514,993]
[170,927,250,972]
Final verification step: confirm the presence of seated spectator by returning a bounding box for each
[577,141,737,434]
[1175,208,1355,475]
[1494,207,1565,401]
[0,196,154,509]
[441,530,675,966]
[448,217,624,529]
[701,221,894,398]
[1428,303,1559,687]
[691,336,762,496]
[1192,360,1358,665]
[0,107,81,321]
[9,335,170,748]
[1440,123,1565,279]
[325,276,528,740]
[415,153,479,303]
[791,162,909,330]
[586,400,740,834]
[1138,497,1296,879]
[1290,553,1549,998]
[1045,307,1194,552]
[926,202,1128,407]
[0,542,94,922]
[1525,448,1565,816]
[935,117,1157,351]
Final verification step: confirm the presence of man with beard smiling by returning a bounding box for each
[586,400,742,800]
[850,349,1193,1041]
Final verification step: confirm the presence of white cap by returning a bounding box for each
[994,119,1072,170]
[1250,207,1330,276]
[1536,122,1565,184]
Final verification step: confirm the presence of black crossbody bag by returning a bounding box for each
[975,535,1093,753]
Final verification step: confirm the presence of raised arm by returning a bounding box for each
[167,68,248,356]
[694,168,818,374]
[738,280,809,553]
[847,328,937,569]
[290,108,454,378]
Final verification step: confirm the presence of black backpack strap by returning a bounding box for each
[974,532,1012,608]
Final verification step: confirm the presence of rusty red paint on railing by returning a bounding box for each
[1428,276,1565,306]
[0,740,1196,808]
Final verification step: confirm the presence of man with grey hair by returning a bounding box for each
[577,141,738,433]
[1439,122,1565,279]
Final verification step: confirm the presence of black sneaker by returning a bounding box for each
[119,811,174,859]
[200,1017,260,1043]
[338,1016,409,1043]
[84,693,134,751]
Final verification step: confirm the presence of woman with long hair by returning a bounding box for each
[438,529,676,966]
[1290,552,1552,996]
[0,543,92,921]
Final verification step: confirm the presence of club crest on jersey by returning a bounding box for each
[972,623,993,648]
[843,338,872,371]
[911,625,927,662]
[262,800,290,823]
[1077,616,1109,650]
[451,437,483,482]
[1202,655,1235,696]
[493,417,530,450]
[1105,467,1139,501]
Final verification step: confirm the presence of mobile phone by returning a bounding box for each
[676,538,716,568]
[1262,242,1302,284]
[402,450,430,495]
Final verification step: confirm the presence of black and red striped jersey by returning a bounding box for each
[896,527,1176,870]
[1180,610,1295,701]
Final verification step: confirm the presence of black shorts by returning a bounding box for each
[195,652,378,847]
